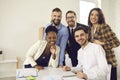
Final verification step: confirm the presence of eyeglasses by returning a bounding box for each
[66,16,75,19]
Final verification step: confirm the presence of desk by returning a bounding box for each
[16,67,84,80]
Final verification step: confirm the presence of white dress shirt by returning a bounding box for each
[71,42,109,80]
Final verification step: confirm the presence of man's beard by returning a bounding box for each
[52,19,61,26]
[68,21,75,27]
[81,40,88,47]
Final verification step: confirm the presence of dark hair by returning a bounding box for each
[45,25,58,35]
[88,8,106,27]
[52,8,62,13]
[66,10,76,18]
[74,25,89,36]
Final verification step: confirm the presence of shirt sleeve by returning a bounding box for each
[71,64,82,73]
[59,29,69,66]
[71,50,83,73]
[49,46,60,67]
[102,24,120,49]
[85,45,109,80]
[25,41,40,67]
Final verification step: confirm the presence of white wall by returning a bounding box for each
[0,0,79,67]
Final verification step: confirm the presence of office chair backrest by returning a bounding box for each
[39,27,44,40]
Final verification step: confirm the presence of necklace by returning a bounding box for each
[42,56,45,59]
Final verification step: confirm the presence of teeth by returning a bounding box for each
[50,42,54,44]
[92,19,96,21]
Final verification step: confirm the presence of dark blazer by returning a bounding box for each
[66,23,88,66]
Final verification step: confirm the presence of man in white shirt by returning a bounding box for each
[62,26,109,80]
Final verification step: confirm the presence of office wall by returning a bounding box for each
[0,0,79,67]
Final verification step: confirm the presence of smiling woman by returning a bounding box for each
[23,25,60,70]
[88,8,120,80]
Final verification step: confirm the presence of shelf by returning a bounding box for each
[0,72,16,78]
[0,59,17,64]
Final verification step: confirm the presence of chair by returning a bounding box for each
[39,27,44,40]
[65,53,72,67]
[107,64,112,80]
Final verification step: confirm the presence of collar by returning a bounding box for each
[52,23,62,30]
[69,23,77,30]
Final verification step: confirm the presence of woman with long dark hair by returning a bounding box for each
[88,8,120,80]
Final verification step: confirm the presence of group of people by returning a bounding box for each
[23,7,120,80]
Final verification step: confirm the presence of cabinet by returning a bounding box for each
[0,59,18,78]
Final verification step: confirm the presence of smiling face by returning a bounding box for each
[66,13,77,27]
[90,10,99,25]
[74,30,88,47]
[46,31,57,46]
[51,11,62,26]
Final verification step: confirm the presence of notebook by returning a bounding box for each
[63,76,84,80]
[17,68,38,78]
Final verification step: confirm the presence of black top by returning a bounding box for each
[36,52,51,67]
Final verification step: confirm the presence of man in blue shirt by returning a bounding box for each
[44,8,69,67]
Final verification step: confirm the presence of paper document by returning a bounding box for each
[61,71,75,77]
[17,68,38,78]
[63,76,84,80]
